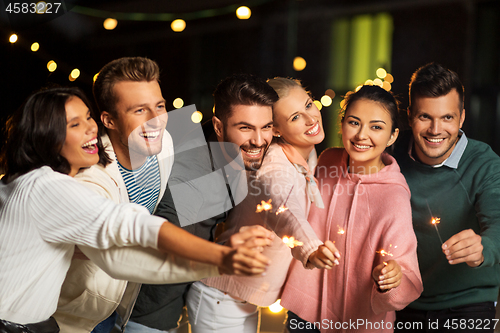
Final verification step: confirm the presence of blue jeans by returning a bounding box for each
[92,312,117,333]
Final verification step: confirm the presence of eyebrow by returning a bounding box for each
[67,110,90,123]
[232,121,273,128]
[125,99,166,112]
[347,115,386,124]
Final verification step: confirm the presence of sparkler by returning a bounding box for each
[426,199,443,245]
[276,185,294,215]
[256,199,272,229]
[337,226,345,235]
[282,236,303,248]
[376,244,395,267]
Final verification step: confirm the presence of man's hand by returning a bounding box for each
[442,229,484,267]
[219,225,274,276]
[372,260,402,291]
[306,240,340,269]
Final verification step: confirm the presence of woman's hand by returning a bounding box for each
[306,240,340,269]
[372,260,402,291]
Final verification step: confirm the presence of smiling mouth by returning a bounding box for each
[139,130,161,140]
[242,147,262,158]
[425,137,445,144]
[305,122,320,136]
[82,138,98,153]
[352,142,372,150]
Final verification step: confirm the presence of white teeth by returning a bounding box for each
[140,130,160,139]
[82,138,97,148]
[427,138,444,143]
[244,149,261,156]
[306,123,319,135]
[353,143,371,149]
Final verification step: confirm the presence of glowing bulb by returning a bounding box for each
[236,6,251,19]
[31,42,39,52]
[385,73,394,83]
[9,34,18,43]
[47,60,57,72]
[70,68,80,79]
[173,98,184,109]
[171,19,186,32]
[293,57,306,71]
[103,18,118,30]
[313,100,322,111]
[376,68,387,79]
[373,78,383,87]
[191,111,203,123]
[268,299,283,313]
[93,73,99,82]
[320,95,332,107]
[382,81,392,91]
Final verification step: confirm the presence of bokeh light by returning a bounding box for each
[70,68,80,79]
[373,78,383,87]
[9,34,18,43]
[313,100,323,111]
[320,95,332,107]
[103,18,118,30]
[173,98,184,109]
[364,79,373,86]
[93,73,99,82]
[293,57,306,71]
[325,89,336,99]
[171,19,186,32]
[31,42,39,52]
[191,111,203,123]
[376,68,387,79]
[385,73,394,83]
[47,60,57,72]
[236,6,251,19]
[382,81,392,91]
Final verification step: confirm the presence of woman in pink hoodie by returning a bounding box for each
[281,85,423,332]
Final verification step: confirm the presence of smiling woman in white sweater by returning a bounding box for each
[0,87,272,333]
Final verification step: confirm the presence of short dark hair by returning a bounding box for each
[1,87,110,182]
[93,57,160,118]
[341,85,400,133]
[409,63,464,114]
[213,74,279,124]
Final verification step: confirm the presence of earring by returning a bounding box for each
[275,134,281,138]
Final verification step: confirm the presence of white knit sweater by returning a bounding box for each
[0,166,164,324]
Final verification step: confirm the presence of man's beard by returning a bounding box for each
[222,133,268,172]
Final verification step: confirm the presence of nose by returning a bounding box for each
[250,130,266,148]
[147,111,163,128]
[428,119,441,135]
[87,118,97,135]
[356,125,368,140]
[304,112,316,126]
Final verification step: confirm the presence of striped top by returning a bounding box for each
[0,167,164,324]
[118,155,161,214]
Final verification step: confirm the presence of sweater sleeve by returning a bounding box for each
[255,160,323,266]
[31,170,164,250]
[78,245,219,283]
[370,186,423,315]
[474,157,500,267]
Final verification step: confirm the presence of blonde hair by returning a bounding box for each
[266,77,304,100]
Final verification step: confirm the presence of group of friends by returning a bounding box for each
[0,57,499,333]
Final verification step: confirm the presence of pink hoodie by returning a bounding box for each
[281,148,423,333]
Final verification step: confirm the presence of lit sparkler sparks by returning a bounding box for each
[337,226,345,235]
[282,236,303,248]
[376,244,395,257]
[276,185,294,215]
[431,217,443,244]
[426,199,443,245]
[256,199,272,213]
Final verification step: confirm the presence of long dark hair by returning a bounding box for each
[0,87,110,182]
